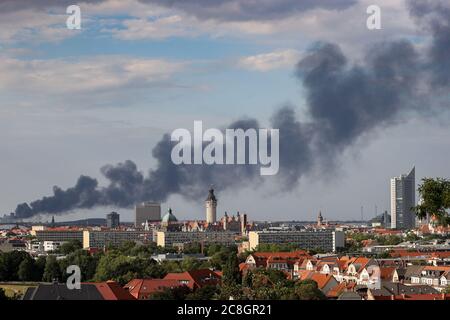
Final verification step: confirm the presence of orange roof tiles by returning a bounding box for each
[124,279,184,299]
[93,281,136,300]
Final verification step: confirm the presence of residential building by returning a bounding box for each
[32,228,83,243]
[410,266,450,289]
[43,240,64,252]
[22,281,135,300]
[124,279,184,300]
[163,269,221,290]
[241,250,311,277]
[82,230,152,249]
[367,282,439,300]
[156,230,237,248]
[248,229,345,252]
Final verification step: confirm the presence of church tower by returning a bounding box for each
[205,188,217,223]
[317,211,323,227]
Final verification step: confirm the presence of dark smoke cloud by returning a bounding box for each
[12,0,450,218]
[408,0,450,87]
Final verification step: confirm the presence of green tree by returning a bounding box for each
[414,178,450,226]
[58,240,82,255]
[33,256,47,281]
[181,257,206,271]
[42,255,62,282]
[222,253,241,286]
[18,256,35,281]
[150,285,192,300]
[186,285,219,300]
[0,251,30,281]
[58,249,100,282]
[294,280,326,300]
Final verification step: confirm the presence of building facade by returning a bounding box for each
[106,212,120,229]
[83,230,153,249]
[135,202,161,227]
[248,229,345,252]
[205,188,217,224]
[156,231,237,248]
[32,229,83,243]
[391,167,416,229]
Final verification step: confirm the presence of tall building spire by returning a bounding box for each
[205,188,217,223]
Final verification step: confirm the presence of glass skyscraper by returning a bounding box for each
[390,167,416,229]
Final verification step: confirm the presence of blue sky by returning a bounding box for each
[1,0,450,222]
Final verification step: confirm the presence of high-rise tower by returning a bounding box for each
[205,188,217,224]
[391,167,416,229]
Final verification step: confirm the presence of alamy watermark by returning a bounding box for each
[367,5,381,30]
[66,5,81,30]
[66,265,81,289]
[171,121,279,176]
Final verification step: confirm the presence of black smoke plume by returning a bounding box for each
[13,0,450,218]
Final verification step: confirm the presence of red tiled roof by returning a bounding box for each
[431,251,450,259]
[309,273,334,289]
[379,267,396,280]
[124,279,183,299]
[93,281,136,300]
[327,282,348,298]
[163,269,221,289]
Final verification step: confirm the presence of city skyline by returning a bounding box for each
[1,0,450,222]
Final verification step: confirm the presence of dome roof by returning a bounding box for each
[162,208,178,223]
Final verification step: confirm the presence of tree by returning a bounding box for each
[33,256,47,281]
[58,240,82,255]
[181,257,206,272]
[0,251,31,281]
[0,288,10,301]
[18,256,35,281]
[186,285,219,300]
[58,249,99,282]
[294,280,326,300]
[414,178,450,226]
[150,285,192,300]
[222,253,241,286]
[42,255,62,282]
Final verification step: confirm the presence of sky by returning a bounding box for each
[0,0,449,223]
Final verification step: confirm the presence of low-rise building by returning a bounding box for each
[124,279,184,300]
[43,240,65,252]
[163,269,222,290]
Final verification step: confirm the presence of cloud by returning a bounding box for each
[109,15,195,40]
[140,0,358,21]
[238,49,302,72]
[0,8,76,43]
[1,0,357,20]
[0,55,186,94]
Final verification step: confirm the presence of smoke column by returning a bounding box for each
[13,0,450,218]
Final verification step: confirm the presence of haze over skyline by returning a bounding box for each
[1,0,450,222]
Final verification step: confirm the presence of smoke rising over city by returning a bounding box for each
[12,0,450,219]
